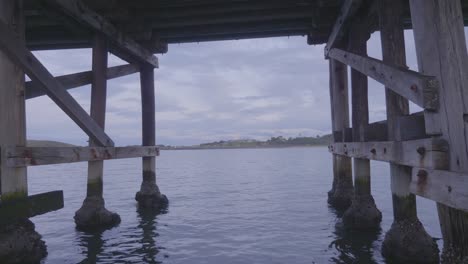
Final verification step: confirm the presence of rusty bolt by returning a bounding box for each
[417,170,428,178]
[417,147,426,156]
[410,84,418,92]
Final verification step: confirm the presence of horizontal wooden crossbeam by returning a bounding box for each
[410,168,468,212]
[44,0,158,68]
[328,48,439,110]
[25,64,139,99]
[324,0,362,56]
[6,146,160,167]
[0,20,114,147]
[0,191,64,226]
[328,138,448,169]
[335,111,427,142]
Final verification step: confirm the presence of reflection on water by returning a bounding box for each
[327,206,381,264]
[28,148,442,263]
[76,230,105,264]
[75,208,167,264]
[135,208,167,264]
[330,221,381,263]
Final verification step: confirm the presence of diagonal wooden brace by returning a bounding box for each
[0,20,114,147]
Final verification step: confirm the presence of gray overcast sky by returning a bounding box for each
[28,29,468,146]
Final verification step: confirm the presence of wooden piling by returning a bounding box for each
[74,33,120,229]
[328,57,353,209]
[379,0,439,262]
[0,0,47,262]
[410,0,468,262]
[342,18,382,229]
[135,64,168,209]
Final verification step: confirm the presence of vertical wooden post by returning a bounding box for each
[379,0,439,262]
[0,0,46,262]
[410,0,468,262]
[342,19,382,229]
[74,33,120,229]
[328,56,353,210]
[135,64,168,209]
[0,0,27,201]
[88,33,108,196]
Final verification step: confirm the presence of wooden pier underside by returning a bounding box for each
[22,0,468,51]
[1,0,468,262]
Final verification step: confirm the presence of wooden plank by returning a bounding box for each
[410,168,468,212]
[364,121,388,141]
[410,0,468,257]
[0,191,64,226]
[25,64,139,100]
[328,48,439,110]
[0,0,28,198]
[44,0,158,68]
[328,138,449,169]
[324,0,362,57]
[363,112,426,142]
[6,146,160,167]
[0,19,114,147]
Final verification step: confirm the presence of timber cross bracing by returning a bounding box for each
[1,0,468,262]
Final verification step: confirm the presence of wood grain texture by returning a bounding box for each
[0,0,28,197]
[328,48,439,110]
[25,64,139,100]
[410,0,468,257]
[329,138,449,170]
[0,19,114,147]
[44,0,158,68]
[6,146,159,167]
[324,0,362,57]
[410,168,468,212]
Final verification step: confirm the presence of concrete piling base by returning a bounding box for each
[441,247,468,264]
[74,196,121,230]
[0,219,47,264]
[135,191,169,210]
[343,195,382,229]
[382,219,439,264]
[327,181,353,210]
[136,171,169,210]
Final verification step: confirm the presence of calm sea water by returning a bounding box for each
[29,147,442,264]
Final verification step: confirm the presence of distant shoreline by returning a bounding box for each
[160,144,328,151]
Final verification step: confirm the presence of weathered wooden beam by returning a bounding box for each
[25,64,139,99]
[44,0,158,68]
[6,146,160,167]
[328,48,439,110]
[366,111,426,141]
[410,0,468,258]
[410,168,468,212]
[0,191,64,226]
[364,121,387,141]
[324,0,362,56]
[0,0,28,199]
[328,138,449,169]
[0,19,114,147]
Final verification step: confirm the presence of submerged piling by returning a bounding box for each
[342,18,382,230]
[135,65,168,210]
[0,0,46,262]
[74,33,120,230]
[378,0,438,262]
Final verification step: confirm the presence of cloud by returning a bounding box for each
[26,28,468,146]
